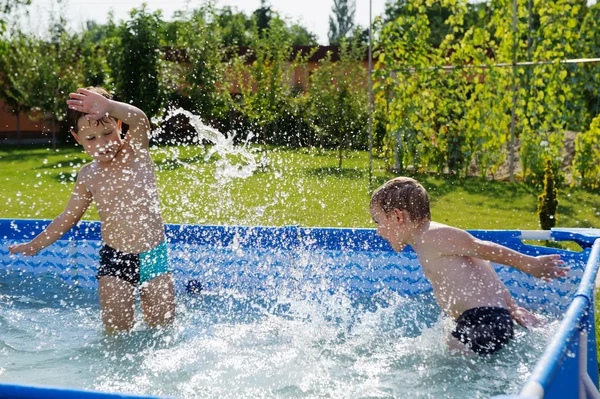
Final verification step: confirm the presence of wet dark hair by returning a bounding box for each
[370,177,431,222]
[67,86,117,134]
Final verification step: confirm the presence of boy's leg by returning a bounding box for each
[98,276,136,334]
[140,272,175,328]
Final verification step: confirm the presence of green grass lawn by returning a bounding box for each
[1,145,599,231]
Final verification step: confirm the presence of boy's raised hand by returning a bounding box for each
[67,88,112,121]
[8,242,39,257]
[524,254,569,281]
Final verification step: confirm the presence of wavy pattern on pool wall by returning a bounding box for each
[0,220,591,315]
[1,219,599,399]
[0,220,585,315]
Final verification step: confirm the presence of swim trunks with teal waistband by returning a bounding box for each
[97,241,171,286]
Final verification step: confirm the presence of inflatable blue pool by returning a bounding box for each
[0,219,598,399]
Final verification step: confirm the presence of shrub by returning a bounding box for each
[538,158,558,230]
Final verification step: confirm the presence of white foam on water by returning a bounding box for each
[0,268,559,399]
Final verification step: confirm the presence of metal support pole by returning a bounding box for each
[509,0,517,183]
[367,0,374,190]
[579,330,600,399]
[580,329,588,399]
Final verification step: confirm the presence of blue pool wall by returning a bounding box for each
[1,219,599,399]
[494,237,600,399]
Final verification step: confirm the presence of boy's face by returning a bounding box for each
[72,117,123,162]
[371,204,407,252]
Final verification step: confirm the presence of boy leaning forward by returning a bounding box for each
[370,177,568,355]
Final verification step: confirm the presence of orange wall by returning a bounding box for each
[228,60,369,94]
[0,105,50,132]
[0,58,371,141]
[0,105,59,144]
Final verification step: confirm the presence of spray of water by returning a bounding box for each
[153,108,263,184]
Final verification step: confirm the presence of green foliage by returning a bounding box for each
[384,0,452,48]
[572,114,600,188]
[308,35,368,167]
[0,9,83,146]
[253,0,272,38]
[328,0,355,45]
[287,23,319,46]
[538,158,558,230]
[2,0,600,192]
[214,6,254,47]
[79,19,118,88]
[374,0,445,174]
[172,5,230,125]
[0,0,29,37]
[28,19,84,139]
[577,4,600,126]
[231,17,296,146]
[512,0,583,184]
[374,0,597,185]
[113,5,166,120]
[0,27,37,120]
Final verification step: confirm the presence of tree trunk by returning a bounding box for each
[16,107,21,149]
[52,116,56,151]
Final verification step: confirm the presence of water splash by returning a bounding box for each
[153,108,264,184]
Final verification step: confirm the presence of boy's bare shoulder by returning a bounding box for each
[78,161,94,174]
[420,222,471,249]
[422,222,461,239]
[76,162,96,182]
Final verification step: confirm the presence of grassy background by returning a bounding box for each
[1,145,599,231]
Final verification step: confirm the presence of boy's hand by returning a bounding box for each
[8,242,40,257]
[524,254,568,281]
[511,306,541,329]
[67,88,112,121]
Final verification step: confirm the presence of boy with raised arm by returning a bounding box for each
[9,87,175,334]
[370,177,568,355]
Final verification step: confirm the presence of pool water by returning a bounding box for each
[0,268,559,399]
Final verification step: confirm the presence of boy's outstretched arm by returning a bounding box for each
[67,88,151,149]
[435,227,568,280]
[8,178,92,256]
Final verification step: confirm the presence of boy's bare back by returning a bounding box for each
[411,222,517,319]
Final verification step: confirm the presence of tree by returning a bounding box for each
[78,19,116,89]
[214,5,317,47]
[174,5,231,127]
[28,25,84,149]
[253,0,272,38]
[215,6,254,47]
[113,5,166,120]
[572,114,600,188]
[232,17,298,148]
[385,0,491,47]
[288,23,318,46]
[328,0,355,45]
[309,35,368,167]
[0,0,29,35]
[0,27,37,146]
